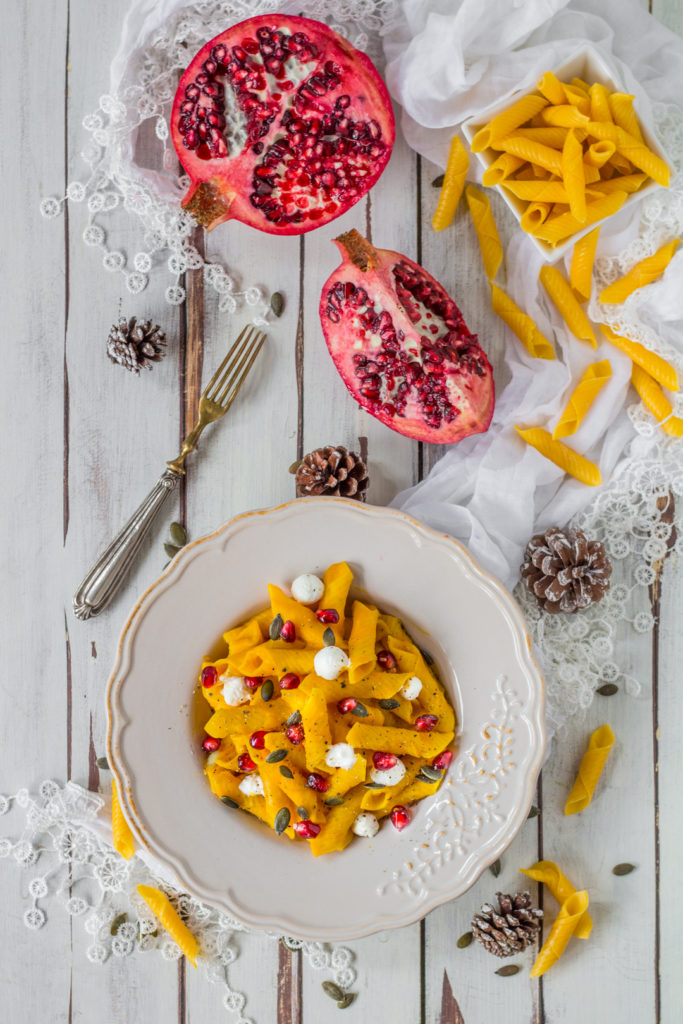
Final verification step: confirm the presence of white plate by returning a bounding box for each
[463,44,669,261]
[107,498,545,941]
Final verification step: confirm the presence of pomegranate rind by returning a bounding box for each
[171,15,395,235]
[319,231,495,444]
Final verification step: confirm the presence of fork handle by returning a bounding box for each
[73,468,182,620]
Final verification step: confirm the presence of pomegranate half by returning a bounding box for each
[171,15,395,234]
[319,231,495,443]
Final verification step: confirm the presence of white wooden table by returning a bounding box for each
[2,2,682,1022]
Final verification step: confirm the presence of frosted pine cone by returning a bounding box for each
[293,445,368,501]
[472,891,543,958]
[107,317,167,373]
[521,526,611,614]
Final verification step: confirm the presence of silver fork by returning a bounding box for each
[73,326,266,620]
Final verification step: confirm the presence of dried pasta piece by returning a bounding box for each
[584,140,615,169]
[599,239,679,303]
[588,82,613,123]
[561,129,586,222]
[520,202,551,234]
[482,152,525,187]
[432,135,469,230]
[541,104,589,129]
[515,426,602,485]
[608,92,644,142]
[552,360,612,439]
[521,860,593,939]
[586,122,670,186]
[537,71,565,105]
[631,364,683,436]
[570,226,600,301]
[534,191,627,246]
[510,126,569,148]
[601,325,679,391]
[471,95,548,151]
[588,173,647,195]
[490,283,554,359]
[564,723,615,815]
[539,265,596,346]
[530,891,590,977]
[111,779,135,861]
[137,885,199,966]
[499,136,563,176]
[465,185,503,280]
[503,180,570,203]
[563,83,590,114]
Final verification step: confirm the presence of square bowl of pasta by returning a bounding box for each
[463,45,671,260]
[106,498,545,941]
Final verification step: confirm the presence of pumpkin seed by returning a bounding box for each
[322,981,344,1002]
[490,858,502,878]
[261,679,274,702]
[323,627,336,647]
[266,749,287,763]
[364,782,384,789]
[269,614,284,641]
[527,805,541,819]
[297,806,309,820]
[285,709,302,727]
[379,698,400,710]
[221,796,239,809]
[96,756,109,770]
[495,964,520,977]
[597,683,619,696]
[289,459,303,474]
[169,521,187,547]
[274,808,290,835]
[337,993,355,1009]
[270,291,285,317]
[456,931,473,949]
[612,862,636,876]
[164,542,181,559]
[351,702,369,717]
[417,766,443,782]
[279,765,294,779]
[325,796,344,806]
[110,912,127,935]
[431,173,445,188]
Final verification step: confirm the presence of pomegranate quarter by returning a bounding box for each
[320,230,495,443]
[171,15,395,234]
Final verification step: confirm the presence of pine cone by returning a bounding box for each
[107,317,167,373]
[472,891,543,958]
[521,526,612,614]
[293,445,368,501]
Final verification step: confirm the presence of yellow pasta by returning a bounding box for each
[631,364,683,436]
[538,71,565,105]
[599,239,679,303]
[541,104,589,129]
[539,265,596,346]
[565,723,615,815]
[515,426,602,485]
[489,282,554,359]
[588,82,613,123]
[499,135,563,176]
[111,779,135,861]
[563,83,590,115]
[471,95,548,152]
[533,191,627,245]
[552,360,612,439]
[347,600,378,685]
[601,325,679,391]
[432,135,469,231]
[530,891,590,977]
[520,202,551,233]
[511,126,569,148]
[503,180,570,203]
[586,122,670,186]
[584,139,615,168]
[482,152,525,187]
[137,885,199,966]
[570,226,600,301]
[465,185,503,280]
[521,860,593,939]
[588,173,647,194]
[608,92,644,142]
[562,129,586,222]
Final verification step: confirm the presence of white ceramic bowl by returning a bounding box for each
[463,44,669,261]
[107,498,545,941]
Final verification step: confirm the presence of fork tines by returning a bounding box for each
[205,326,266,409]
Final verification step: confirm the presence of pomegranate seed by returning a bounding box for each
[390,805,412,831]
[279,620,296,643]
[337,697,358,713]
[285,724,305,745]
[202,736,220,753]
[293,820,322,838]
[237,753,256,772]
[316,608,339,624]
[377,650,398,671]
[415,714,439,732]
[306,772,330,793]
[373,751,398,771]
[201,665,218,688]
[432,750,453,771]
[244,676,263,689]
[279,673,301,690]
[249,731,268,749]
